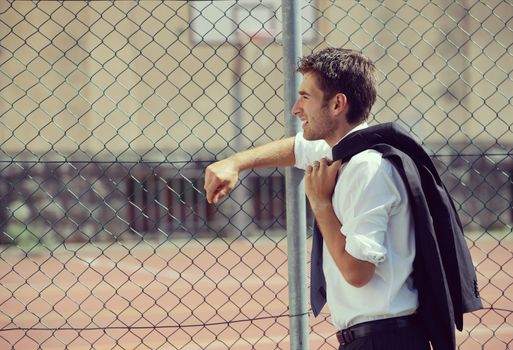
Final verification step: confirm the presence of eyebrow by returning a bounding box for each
[298,90,311,97]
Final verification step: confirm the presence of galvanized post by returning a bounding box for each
[282,0,309,349]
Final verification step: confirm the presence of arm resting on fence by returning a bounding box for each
[204,136,296,204]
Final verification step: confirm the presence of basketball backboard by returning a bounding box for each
[189,0,317,45]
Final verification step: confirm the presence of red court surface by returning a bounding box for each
[0,232,511,349]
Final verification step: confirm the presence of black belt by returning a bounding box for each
[336,314,417,346]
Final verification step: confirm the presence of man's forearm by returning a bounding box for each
[313,203,376,288]
[232,136,296,171]
[205,136,296,204]
[305,158,376,288]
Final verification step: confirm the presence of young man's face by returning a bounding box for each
[292,72,338,142]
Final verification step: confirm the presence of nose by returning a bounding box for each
[291,98,301,116]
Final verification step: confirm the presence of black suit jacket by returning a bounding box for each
[311,123,482,350]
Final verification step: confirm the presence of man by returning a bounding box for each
[204,48,480,349]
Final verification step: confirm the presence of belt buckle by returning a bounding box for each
[338,329,355,345]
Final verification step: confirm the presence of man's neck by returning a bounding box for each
[329,122,369,148]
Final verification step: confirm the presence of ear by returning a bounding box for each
[332,93,348,114]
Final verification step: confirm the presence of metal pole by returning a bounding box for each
[231,43,252,235]
[282,0,309,349]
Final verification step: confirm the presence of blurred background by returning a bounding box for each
[1,1,512,349]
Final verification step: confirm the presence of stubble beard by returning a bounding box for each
[303,107,335,142]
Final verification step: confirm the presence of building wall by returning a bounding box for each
[2,1,511,160]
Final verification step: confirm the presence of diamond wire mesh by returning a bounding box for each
[0,0,512,349]
[305,1,513,349]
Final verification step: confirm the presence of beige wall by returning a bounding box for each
[1,1,511,159]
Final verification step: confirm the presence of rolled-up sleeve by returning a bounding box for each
[337,151,401,265]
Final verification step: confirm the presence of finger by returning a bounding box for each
[206,188,215,204]
[205,180,222,203]
[209,187,222,204]
[205,180,214,203]
[330,159,342,169]
[204,165,216,187]
[214,188,230,204]
[319,157,330,171]
[204,168,215,192]
[305,165,313,174]
[327,159,342,176]
[311,161,321,175]
[212,190,222,204]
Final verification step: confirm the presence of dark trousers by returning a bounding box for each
[338,318,430,350]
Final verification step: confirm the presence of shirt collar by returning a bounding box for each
[332,122,369,148]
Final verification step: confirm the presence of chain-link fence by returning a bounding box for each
[1,1,512,349]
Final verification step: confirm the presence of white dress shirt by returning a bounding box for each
[294,123,418,330]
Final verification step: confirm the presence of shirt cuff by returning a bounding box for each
[293,132,331,169]
[293,132,306,169]
[345,233,387,265]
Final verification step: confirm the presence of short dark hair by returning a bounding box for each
[297,48,377,124]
